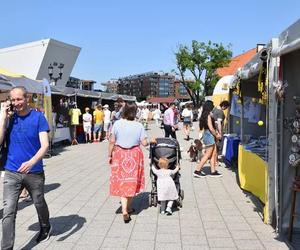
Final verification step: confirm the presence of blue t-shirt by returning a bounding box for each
[5,110,49,173]
[112,119,147,148]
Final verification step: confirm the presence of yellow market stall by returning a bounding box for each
[228,50,270,223]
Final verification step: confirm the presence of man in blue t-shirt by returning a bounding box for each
[0,86,51,249]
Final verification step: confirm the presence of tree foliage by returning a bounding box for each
[174,40,232,107]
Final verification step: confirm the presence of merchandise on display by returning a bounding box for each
[243,136,267,161]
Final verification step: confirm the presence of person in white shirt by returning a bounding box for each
[82,107,92,143]
[182,104,193,140]
[103,104,111,141]
[141,106,150,129]
[152,107,161,127]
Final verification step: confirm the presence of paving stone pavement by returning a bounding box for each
[0,122,289,249]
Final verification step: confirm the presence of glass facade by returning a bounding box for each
[159,78,171,96]
[179,83,188,95]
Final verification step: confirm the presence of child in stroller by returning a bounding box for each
[149,137,184,211]
[151,157,180,215]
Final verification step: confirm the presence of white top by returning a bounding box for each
[182,108,193,119]
[152,109,161,119]
[82,113,92,126]
[141,108,150,120]
[198,107,203,120]
[151,165,179,201]
[104,109,111,123]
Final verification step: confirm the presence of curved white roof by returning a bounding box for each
[213,75,236,95]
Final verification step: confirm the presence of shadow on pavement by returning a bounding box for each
[115,192,150,215]
[21,214,87,249]
[0,183,61,219]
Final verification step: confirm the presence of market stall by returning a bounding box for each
[228,51,269,223]
[270,18,300,239]
[0,68,44,108]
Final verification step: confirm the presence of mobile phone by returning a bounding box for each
[9,103,13,112]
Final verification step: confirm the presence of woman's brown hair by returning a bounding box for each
[122,102,137,121]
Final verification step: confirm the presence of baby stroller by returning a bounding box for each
[149,137,184,208]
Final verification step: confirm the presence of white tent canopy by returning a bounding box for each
[213,75,237,94]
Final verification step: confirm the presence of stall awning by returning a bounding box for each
[50,86,136,101]
[0,68,44,94]
[50,86,75,96]
[236,53,262,81]
[77,89,100,98]
[100,92,136,101]
[272,19,300,57]
[6,76,44,94]
[0,79,14,91]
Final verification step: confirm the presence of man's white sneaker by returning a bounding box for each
[166,207,173,215]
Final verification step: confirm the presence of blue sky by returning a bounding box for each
[1,0,299,87]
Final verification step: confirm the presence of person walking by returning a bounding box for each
[108,102,149,223]
[193,100,222,178]
[182,104,193,140]
[163,103,177,139]
[151,157,180,215]
[141,106,150,129]
[152,106,161,127]
[82,107,92,143]
[103,104,111,141]
[211,100,230,167]
[93,104,104,142]
[111,102,122,125]
[0,86,51,249]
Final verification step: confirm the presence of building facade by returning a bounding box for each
[0,39,81,87]
[116,71,190,100]
[102,79,119,93]
[66,76,95,90]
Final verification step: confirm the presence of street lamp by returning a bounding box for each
[48,62,64,86]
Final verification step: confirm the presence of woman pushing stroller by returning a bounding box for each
[151,157,180,215]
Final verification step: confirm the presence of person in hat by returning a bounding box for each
[82,107,92,143]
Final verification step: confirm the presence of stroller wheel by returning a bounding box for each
[180,189,184,200]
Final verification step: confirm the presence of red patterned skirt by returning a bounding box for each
[110,145,145,197]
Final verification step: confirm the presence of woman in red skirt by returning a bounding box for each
[108,102,149,223]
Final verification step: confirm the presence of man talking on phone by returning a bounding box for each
[0,86,51,249]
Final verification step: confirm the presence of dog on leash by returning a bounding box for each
[187,139,203,162]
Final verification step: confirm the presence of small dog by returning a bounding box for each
[187,139,203,162]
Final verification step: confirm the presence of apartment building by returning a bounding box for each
[117,71,186,100]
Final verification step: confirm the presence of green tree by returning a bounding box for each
[174,40,232,107]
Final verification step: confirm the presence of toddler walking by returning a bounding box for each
[151,157,180,215]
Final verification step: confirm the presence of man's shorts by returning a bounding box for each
[83,125,92,133]
[93,123,103,133]
[103,122,110,132]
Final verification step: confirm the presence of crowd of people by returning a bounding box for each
[0,86,229,247]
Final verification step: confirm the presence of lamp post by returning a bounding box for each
[48,62,64,86]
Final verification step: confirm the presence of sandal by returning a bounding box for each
[123,214,131,223]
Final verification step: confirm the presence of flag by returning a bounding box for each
[43,79,53,139]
